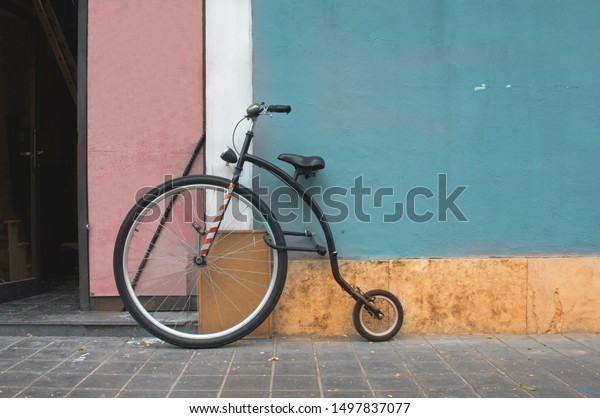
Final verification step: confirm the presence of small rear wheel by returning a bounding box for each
[353,289,403,342]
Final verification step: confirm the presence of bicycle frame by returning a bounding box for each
[200,117,383,315]
[115,104,403,347]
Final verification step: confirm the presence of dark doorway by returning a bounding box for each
[0,0,79,301]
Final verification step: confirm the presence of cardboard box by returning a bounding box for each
[199,230,272,338]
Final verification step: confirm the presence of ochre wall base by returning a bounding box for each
[272,257,600,336]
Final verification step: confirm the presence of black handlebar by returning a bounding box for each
[267,105,292,114]
[246,102,292,117]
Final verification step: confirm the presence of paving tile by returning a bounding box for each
[65,348,114,363]
[0,361,14,372]
[314,339,354,349]
[0,348,39,360]
[323,390,372,398]
[138,361,186,376]
[0,337,23,349]
[528,385,584,398]
[5,337,54,350]
[149,349,194,363]
[443,360,499,374]
[192,348,235,362]
[172,375,225,392]
[222,374,271,391]
[233,349,275,363]
[475,387,532,398]
[50,360,102,374]
[361,360,408,377]
[0,371,43,387]
[169,390,219,398]
[109,348,155,362]
[499,366,572,390]
[574,385,600,398]
[396,350,441,363]
[368,375,420,391]
[403,360,454,374]
[436,349,486,363]
[460,336,507,350]
[271,390,321,398]
[31,373,88,389]
[272,374,320,391]
[497,335,543,348]
[4,360,61,374]
[124,374,178,391]
[118,390,170,398]
[425,337,471,349]
[274,351,315,363]
[220,390,270,398]
[84,339,127,351]
[318,360,363,377]
[373,389,425,398]
[273,360,317,375]
[28,348,76,362]
[184,360,230,376]
[569,334,600,352]
[314,341,355,352]
[573,356,600,374]
[354,348,401,361]
[545,368,600,389]
[47,338,90,350]
[66,388,120,398]
[237,339,274,350]
[546,342,598,358]
[316,350,357,362]
[412,372,469,390]
[321,375,371,392]
[275,339,314,354]
[94,361,144,375]
[0,387,22,398]
[228,361,272,376]
[15,387,71,398]
[77,373,131,390]
[352,341,397,354]
[459,372,516,389]
[427,387,480,398]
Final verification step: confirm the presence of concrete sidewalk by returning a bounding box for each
[0,333,599,398]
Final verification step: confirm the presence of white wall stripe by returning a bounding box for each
[205,0,253,230]
[205,0,253,180]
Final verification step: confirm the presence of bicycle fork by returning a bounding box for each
[328,253,385,320]
[193,123,255,264]
[193,179,237,266]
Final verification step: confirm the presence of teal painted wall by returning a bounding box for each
[252,0,600,258]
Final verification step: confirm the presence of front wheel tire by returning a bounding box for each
[113,175,288,348]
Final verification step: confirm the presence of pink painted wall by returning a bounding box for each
[87,0,204,297]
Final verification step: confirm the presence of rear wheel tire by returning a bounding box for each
[353,289,403,342]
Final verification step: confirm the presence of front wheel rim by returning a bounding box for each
[117,180,284,345]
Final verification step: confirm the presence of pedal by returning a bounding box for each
[315,244,327,256]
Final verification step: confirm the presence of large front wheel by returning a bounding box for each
[113,175,287,348]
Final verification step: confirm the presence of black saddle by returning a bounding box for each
[278,153,325,178]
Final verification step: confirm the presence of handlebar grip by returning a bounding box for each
[267,105,292,114]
